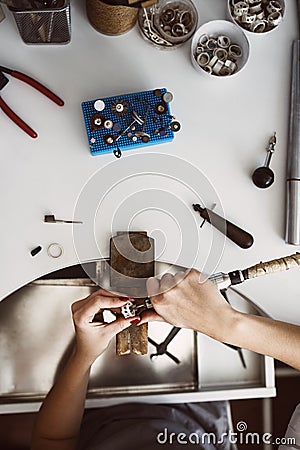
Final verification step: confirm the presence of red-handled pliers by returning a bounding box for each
[0,65,64,139]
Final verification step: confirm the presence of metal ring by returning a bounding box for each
[208,55,218,68]
[250,19,266,32]
[201,65,212,74]
[172,23,185,37]
[212,59,224,75]
[229,44,242,58]
[217,35,231,48]
[197,52,210,66]
[199,34,209,46]
[267,0,282,14]
[267,11,282,27]
[224,59,237,74]
[233,2,249,17]
[195,45,204,55]
[213,47,228,61]
[207,38,218,50]
[47,243,63,258]
[249,4,263,14]
[256,11,265,20]
[241,13,256,24]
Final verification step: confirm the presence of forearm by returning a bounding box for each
[214,310,300,371]
[31,349,92,449]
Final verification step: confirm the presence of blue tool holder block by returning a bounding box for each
[81,88,175,156]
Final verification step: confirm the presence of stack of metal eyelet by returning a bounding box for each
[194,33,242,76]
[138,0,198,49]
[229,0,284,33]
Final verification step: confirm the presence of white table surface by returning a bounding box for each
[0,0,299,325]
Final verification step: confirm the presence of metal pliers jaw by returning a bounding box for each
[0,65,64,138]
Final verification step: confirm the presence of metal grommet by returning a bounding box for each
[224,59,237,74]
[267,0,282,14]
[213,48,227,61]
[162,91,174,103]
[141,134,150,143]
[268,11,282,27]
[199,34,209,46]
[241,13,256,24]
[47,243,63,258]
[155,102,168,115]
[249,4,263,14]
[132,136,138,142]
[170,121,181,132]
[206,38,218,50]
[161,8,176,25]
[212,59,224,75]
[234,1,249,17]
[104,134,115,145]
[229,44,242,58]
[197,52,210,66]
[250,19,266,32]
[112,99,128,116]
[202,65,213,74]
[208,55,218,68]
[180,10,192,27]
[104,119,113,129]
[90,113,105,130]
[172,23,185,37]
[256,11,265,20]
[217,35,231,48]
[195,45,204,55]
[219,66,231,76]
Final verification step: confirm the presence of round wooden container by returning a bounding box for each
[86,0,139,35]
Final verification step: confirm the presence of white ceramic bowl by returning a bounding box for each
[191,20,250,78]
[227,0,285,35]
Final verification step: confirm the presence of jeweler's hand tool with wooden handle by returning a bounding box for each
[192,204,254,249]
[210,252,300,290]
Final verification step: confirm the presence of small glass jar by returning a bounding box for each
[139,0,198,49]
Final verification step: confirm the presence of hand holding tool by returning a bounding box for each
[133,253,300,313]
[252,133,276,189]
[0,65,64,138]
[210,252,300,290]
[193,203,254,249]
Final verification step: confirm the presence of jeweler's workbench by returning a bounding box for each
[0,0,299,410]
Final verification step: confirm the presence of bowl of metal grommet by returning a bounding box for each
[191,20,250,78]
[227,0,285,34]
[138,0,198,49]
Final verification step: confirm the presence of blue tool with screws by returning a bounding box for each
[81,88,181,158]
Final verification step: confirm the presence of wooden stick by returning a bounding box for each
[246,252,300,279]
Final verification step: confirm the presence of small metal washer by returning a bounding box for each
[47,243,63,258]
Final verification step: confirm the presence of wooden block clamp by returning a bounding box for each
[110,231,155,355]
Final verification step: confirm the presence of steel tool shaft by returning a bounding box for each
[286,40,300,245]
